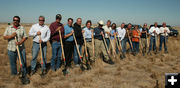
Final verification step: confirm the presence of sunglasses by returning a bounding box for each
[39,20,45,22]
[13,19,20,22]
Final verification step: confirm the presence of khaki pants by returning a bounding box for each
[141,38,147,52]
[86,41,94,61]
[94,39,109,61]
[109,39,117,54]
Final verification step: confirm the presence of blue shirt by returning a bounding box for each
[110,29,116,39]
[83,27,92,39]
[64,24,74,41]
[94,27,104,40]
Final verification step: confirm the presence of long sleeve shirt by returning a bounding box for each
[94,27,105,40]
[83,27,93,41]
[149,26,160,36]
[49,21,64,42]
[159,27,170,36]
[103,25,112,38]
[29,23,51,43]
[73,23,83,45]
[116,27,126,40]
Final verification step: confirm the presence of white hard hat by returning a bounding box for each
[98,20,104,25]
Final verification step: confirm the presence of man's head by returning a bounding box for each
[106,20,111,27]
[143,23,147,28]
[127,23,132,29]
[121,23,125,28]
[98,20,104,28]
[13,16,20,27]
[39,16,45,26]
[56,14,62,23]
[86,20,92,28]
[67,18,73,27]
[154,22,158,27]
[76,18,82,25]
[162,22,166,27]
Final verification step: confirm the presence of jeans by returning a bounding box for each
[132,42,139,53]
[159,36,168,51]
[31,42,47,71]
[50,41,62,71]
[122,37,133,53]
[73,44,82,65]
[8,48,27,76]
[105,38,110,49]
[64,41,74,67]
[149,36,156,52]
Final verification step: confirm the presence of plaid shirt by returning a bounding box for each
[3,25,28,51]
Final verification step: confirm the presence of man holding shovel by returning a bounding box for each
[141,23,149,55]
[49,14,64,71]
[3,16,30,84]
[94,20,114,65]
[29,16,51,76]
[159,22,170,53]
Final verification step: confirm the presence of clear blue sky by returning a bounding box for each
[0,0,180,26]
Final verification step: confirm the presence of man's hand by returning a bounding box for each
[16,41,22,45]
[11,32,17,38]
[164,30,167,33]
[39,39,43,43]
[153,30,156,34]
[82,30,85,33]
[100,31,104,37]
[56,26,62,32]
[71,30,74,35]
[37,31,41,35]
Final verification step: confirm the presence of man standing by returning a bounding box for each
[159,22,170,53]
[94,20,114,64]
[29,16,51,75]
[122,23,133,55]
[148,22,160,54]
[3,16,30,84]
[49,14,64,71]
[103,20,112,49]
[82,20,94,64]
[73,18,84,66]
[64,18,74,69]
[116,23,126,58]
[141,23,149,55]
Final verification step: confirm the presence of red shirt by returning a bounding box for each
[49,21,64,42]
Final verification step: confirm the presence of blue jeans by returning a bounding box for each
[31,42,47,71]
[105,38,110,49]
[149,36,156,52]
[122,37,133,53]
[50,41,62,71]
[132,42,139,53]
[8,49,27,76]
[73,44,82,65]
[159,36,168,51]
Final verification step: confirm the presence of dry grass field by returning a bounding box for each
[0,23,180,88]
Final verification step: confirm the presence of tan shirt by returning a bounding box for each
[3,25,28,51]
[103,25,112,38]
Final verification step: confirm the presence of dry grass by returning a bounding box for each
[0,23,180,88]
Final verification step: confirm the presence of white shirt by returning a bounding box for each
[103,25,112,38]
[149,26,160,36]
[159,27,170,36]
[29,23,51,43]
[83,27,92,39]
[116,27,126,40]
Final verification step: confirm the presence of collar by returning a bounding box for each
[12,25,20,30]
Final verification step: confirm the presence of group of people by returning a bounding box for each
[3,14,170,84]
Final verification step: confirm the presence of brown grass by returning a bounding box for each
[0,23,180,88]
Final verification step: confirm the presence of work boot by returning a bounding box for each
[165,51,168,54]
[41,69,47,77]
[30,70,36,76]
[107,59,114,65]
[20,76,30,85]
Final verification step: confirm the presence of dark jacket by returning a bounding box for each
[141,28,149,38]
[73,23,84,45]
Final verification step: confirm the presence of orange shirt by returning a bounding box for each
[132,29,140,42]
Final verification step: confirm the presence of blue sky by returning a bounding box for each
[0,0,180,26]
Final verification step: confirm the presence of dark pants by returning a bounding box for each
[159,36,168,51]
[64,41,74,67]
[149,36,156,52]
[132,42,139,53]
[122,37,133,53]
[105,38,110,49]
